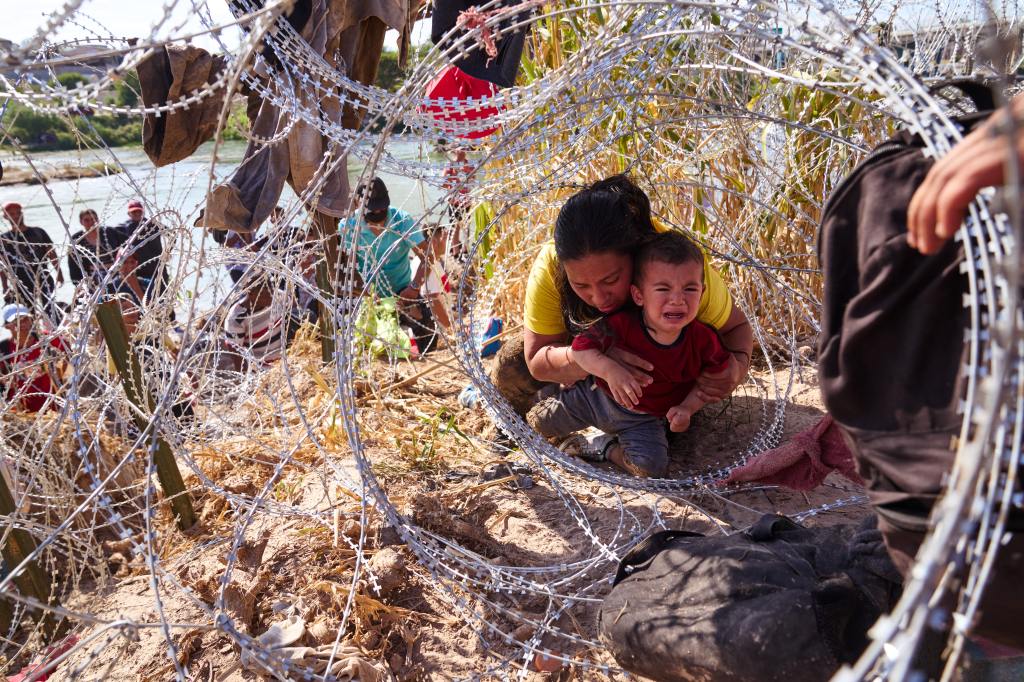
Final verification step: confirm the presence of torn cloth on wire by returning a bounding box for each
[137,45,227,167]
[137,0,416,233]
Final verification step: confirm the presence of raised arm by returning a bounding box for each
[908,92,1024,255]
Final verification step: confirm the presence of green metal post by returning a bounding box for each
[0,469,59,636]
[95,301,196,530]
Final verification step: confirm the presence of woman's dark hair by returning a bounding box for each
[553,174,656,333]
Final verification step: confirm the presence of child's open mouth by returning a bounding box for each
[663,312,687,320]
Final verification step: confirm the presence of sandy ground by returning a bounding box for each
[34,347,867,681]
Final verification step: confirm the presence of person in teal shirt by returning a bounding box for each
[342,177,438,353]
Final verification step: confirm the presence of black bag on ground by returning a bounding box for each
[599,514,900,682]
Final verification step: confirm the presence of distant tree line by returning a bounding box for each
[0,69,247,152]
[2,47,425,151]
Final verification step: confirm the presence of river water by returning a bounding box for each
[0,138,443,315]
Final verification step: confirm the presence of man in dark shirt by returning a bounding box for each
[68,208,144,301]
[118,199,169,302]
[0,202,62,319]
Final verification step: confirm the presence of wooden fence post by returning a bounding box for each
[95,301,196,530]
[0,469,59,636]
[315,260,336,365]
[313,212,341,365]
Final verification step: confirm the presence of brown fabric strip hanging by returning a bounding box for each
[137,45,226,167]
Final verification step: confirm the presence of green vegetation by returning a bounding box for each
[374,45,434,92]
[375,50,406,92]
[1,101,142,151]
[0,71,142,151]
[0,46,427,152]
[0,70,245,152]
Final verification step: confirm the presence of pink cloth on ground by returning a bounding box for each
[7,634,78,682]
[725,414,864,491]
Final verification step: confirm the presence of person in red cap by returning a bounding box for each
[0,202,62,319]
[117,199,169,308]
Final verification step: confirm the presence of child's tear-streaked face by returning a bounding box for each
[630,260,704,338]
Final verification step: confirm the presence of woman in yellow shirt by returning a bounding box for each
[493,175,753,418]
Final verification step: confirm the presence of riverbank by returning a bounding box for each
[0,138,444,315]
[0,161,124,186]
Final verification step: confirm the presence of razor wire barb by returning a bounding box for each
[0,0,1019,679]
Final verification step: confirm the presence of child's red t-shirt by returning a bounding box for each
[571,308,731,416]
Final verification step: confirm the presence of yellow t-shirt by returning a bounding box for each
[523,219,733,336]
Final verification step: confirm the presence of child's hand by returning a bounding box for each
[666,405,693,432]
[604,364,643,409]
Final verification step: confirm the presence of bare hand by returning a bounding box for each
[908,93,1024,255]
[694,355,743,403]
[666,405,693,432]
[604,363,644,409]
[398,285,419,301]
[605,347,654,388]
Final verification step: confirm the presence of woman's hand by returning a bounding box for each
[694,354,745,403]
[605,347,654,388]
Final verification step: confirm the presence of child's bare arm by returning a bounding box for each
[571,347,613,376]
[574,348,643,409]
[666,389,708,432]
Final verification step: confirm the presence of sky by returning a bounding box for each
[0,0,431,53]
[0,0,1014,56]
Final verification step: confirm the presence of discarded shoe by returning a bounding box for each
[480,462,532,482]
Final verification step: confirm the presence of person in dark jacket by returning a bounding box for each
[118,199,169,303]
[68,208,145,300]
[0,202,62,319]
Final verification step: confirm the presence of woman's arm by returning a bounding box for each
[523,328,588,385]
[695,303,753,402]
[408,242,430,294]
[524,327,656,389]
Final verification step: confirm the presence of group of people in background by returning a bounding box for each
[0,198,167,318]
[0,144,476,413]
[0,198,169,413]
